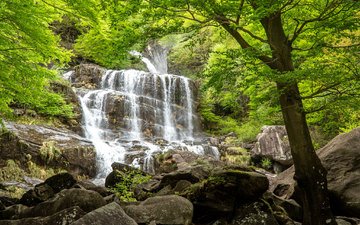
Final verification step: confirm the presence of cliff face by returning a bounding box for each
[0,122,96,177]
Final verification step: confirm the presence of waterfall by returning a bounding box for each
[71,49,219,183]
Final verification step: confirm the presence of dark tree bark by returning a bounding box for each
[217,7,337,224]
[259,12,337,225]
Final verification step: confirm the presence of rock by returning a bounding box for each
[0,206,86,225]
[252,125,292,166]
[0,122,96,177]
[71,202,138,225]
[44,173,77,193]
[317,128,360,218]
[0,196,19,208]
[19,173,77,206]
[0,204,29,220]
[159,165,210,189]
[50,81,83,134]
[20,183,54,206]
[77,180,112,197]
[231,202,279,225]
[335,216,360,225]
[270,128,360,218]
[124,195,193,225]
[15,188,106,219]
[72,64,105,89]
[184,170,269,224]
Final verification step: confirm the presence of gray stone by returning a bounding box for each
[124,195,193,225]
[252,126,292,166]
[0,206,85,225]
[71,202,138,225]
[270,128,360,218]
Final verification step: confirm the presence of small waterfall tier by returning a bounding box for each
[65,63,219,182]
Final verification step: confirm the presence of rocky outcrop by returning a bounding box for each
[71,202,138,225]
[50,81,83,134]
[124,195,193,225]
[271,128,360,218]
[0,122,96,176]
[252,126,292,167]
[72,64,105,89]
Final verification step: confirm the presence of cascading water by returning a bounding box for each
[68,46,219,184]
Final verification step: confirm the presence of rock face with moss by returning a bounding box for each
[0,122,96,177]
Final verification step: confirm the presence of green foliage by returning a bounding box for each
[0,0,99,119]
[112,170,151,202]
[261,158,272,170]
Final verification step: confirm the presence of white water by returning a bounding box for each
[74,48,219,182]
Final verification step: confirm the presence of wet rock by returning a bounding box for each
[251,126,292,167]
[270,128,360,218]
[0,122,96,177]
[124,195,193,225]
[71,202,138,225]
[0,206,86,225]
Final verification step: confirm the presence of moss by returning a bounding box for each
[0,186,26,199]
[0,159,64,182]
[180,181,206,201]
[223,147,251,166]
[0,160,24,182]
[39,140,62,163]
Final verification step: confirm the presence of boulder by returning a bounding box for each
[271,128,360,218]
[124,195,193,225]
[71,202,138,225]
[76,180,112,197]
[19,173,77,206]
[159,165,210,189]
[15,188,106,219]
[317,128,360,218]
[252,126,292,166]
[0,206,85,225]
[0,122,96,177]
[184,170,269,223]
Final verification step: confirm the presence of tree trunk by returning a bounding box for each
[277,82,336,225]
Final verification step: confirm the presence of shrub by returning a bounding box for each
[112,170,151,202]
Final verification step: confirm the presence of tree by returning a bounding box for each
[0,0,97,118]
[101,0,359,224]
